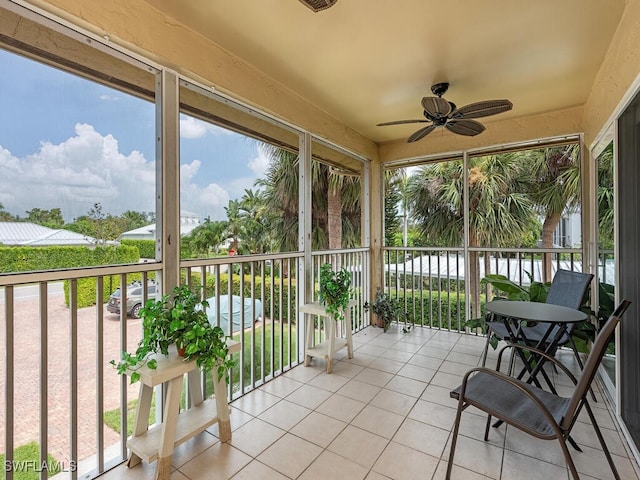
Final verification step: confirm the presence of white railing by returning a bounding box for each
[383,246,586,330]
[1,245,598,479]
[0,248,370,479]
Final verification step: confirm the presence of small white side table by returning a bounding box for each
[301,299,356,373]
[125,340,240,480]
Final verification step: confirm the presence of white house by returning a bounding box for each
[119,210,201,241]
[0,222,98,246]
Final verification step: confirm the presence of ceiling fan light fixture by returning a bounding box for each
[298,0,338,12]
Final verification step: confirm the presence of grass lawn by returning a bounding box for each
[0,442,61,479]
[200,320,297,396]
[227,320,297,394]
[103,397,156,436]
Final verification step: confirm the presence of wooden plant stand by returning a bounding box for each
[125,340,240,480]
[301,299,355,373]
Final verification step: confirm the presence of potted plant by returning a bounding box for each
[318,262,352,321]
[364,289,407,332]
[110,285,235,383]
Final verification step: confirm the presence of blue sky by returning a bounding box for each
[0,49,269,223]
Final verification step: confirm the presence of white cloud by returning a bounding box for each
[180,116,208,139]
[180,116,233,139]
[227,177,259,201]
[0,123,156,220]
[247,147,270,177]
[0,123,232,222]
[180,160,230,220]
[99,94,119,102]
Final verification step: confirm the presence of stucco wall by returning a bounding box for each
[378,105,585,162]
[583,0,640,146]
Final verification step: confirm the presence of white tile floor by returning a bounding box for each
[100,325,640,480]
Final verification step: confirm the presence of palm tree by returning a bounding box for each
[406,155,534,318]
[316,164,361,250]
[596,143,614,250]
[383,168,405,247]
[238,188,269,254]
[224,199,243,253]
[521,145,582,281]
[257,145,362,251]
[184,219,228,257]
[255,148,300,252]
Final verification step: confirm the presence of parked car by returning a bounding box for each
[107,282,157,318]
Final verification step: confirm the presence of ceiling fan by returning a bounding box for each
[377,82,513,142]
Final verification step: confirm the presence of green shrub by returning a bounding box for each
[393,290,484,331]
[64,272,160,308]
[121,239,156,259]
[0,244,138,273]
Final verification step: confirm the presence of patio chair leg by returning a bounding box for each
[480,333,490,367]
[568,435,583,452]
[584,402,621,480]
[446,400,466,479]
[484,414,492,441]
[558,438,581,480]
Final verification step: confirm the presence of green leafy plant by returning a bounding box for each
[364,289,406,332]
[110,285,236,383]
[481,273,549,302]
[464,273,549,349]
[318,262,352,322]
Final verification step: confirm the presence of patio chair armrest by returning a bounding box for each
[496,343,579,386]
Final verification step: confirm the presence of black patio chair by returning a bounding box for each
[447,299,631,480]
[480,269,594,368]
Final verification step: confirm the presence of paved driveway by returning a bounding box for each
[0,286,142,466]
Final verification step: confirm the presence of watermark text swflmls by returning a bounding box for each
[4,460,77,472]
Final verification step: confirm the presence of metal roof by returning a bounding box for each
[119,211,201,240]
[0,222,96,246]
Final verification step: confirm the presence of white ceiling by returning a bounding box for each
[143,0,625,144]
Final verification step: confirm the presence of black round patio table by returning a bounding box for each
[485,300,587,325]
[484,300,587,383]
[484,300,588,448]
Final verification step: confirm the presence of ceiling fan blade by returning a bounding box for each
[421,96,452,118]
[407,124,437,142]
[377,119,430,126]
[445,119,485,136]
[451,99,513,119]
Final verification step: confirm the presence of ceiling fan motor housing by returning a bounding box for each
[431,82,450,97]
[425,113,448,126]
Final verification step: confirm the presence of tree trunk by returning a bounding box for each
[328,186,342,250]
[540,211,562,283]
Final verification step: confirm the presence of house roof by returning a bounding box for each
[0,222,97,246]
[119,211,201,240]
